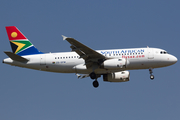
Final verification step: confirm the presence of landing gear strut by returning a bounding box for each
[149,68,154,80]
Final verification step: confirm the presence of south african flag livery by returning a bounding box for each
[5,26,43,56]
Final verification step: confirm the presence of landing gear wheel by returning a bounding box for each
[150,75,154,80]
[149,68,154,80]
[90,72,96,79]
[93,80,99,88]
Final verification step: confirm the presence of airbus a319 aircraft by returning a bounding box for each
[3,26,178,88]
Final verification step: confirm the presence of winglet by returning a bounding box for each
[62,35,68,41]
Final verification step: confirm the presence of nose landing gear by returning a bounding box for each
[149,68,154,80]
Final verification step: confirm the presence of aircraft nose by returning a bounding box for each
[169,55,178,64]
[174,56,178,63]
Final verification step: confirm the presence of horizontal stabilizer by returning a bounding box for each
[4,51,29,62]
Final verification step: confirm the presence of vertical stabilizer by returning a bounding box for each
[5,26,43,56]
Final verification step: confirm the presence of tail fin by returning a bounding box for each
[5,26,43,56]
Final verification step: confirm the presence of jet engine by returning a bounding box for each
[101,58,129,69]
[103,71,130,82]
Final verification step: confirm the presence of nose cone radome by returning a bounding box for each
[169,55,178,65]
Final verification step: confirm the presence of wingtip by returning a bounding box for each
[62,35,67,40]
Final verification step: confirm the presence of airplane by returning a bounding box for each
[3,26,178,88]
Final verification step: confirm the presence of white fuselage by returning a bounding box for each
[3,47,177,74]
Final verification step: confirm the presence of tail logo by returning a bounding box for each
[6,26,43,56]
[11,32,18,38]
[11,41,26,54]
[10,40,33,54]
[10,31,28,54]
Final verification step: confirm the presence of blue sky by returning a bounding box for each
[0,1,180,120]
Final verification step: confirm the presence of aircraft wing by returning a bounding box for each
[62,35,106,68]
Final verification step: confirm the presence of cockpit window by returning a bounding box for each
[160,51,168,54]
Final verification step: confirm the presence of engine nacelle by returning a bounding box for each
[101,58,129,69]
[103,71,130,82]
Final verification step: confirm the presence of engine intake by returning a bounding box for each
[103,71,130,82]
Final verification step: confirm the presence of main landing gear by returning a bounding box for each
[93,80,99,88]
[90,72,99,88]
[149,68,154,80]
